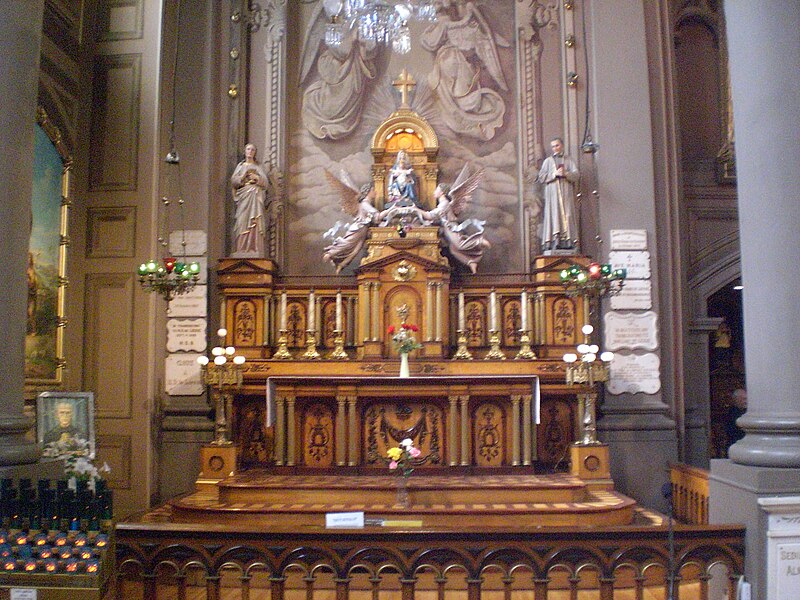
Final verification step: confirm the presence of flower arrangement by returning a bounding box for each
[386,438,421,477]
[387,322,422,355]
[43,437,110,492]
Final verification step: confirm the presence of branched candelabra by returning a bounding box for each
[560,262,626,301]
[137,257,200,302]
[197,329,245,445]
[563,325,614,445]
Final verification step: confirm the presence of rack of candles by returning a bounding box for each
[0,477,112,575]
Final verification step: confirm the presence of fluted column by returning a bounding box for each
[725,1,800,467]
[0,0,45,465]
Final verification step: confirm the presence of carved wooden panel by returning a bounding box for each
[232,298,260,348]
[86,206,136,258]
[465,300,486,347]
[551,297,578,345]
[473,402,505,467]
[383,285,422,357]
[96,433,132,489]
[502,299,522,346]
[537,399,574,467]
[97,0,145,42]
[89,54,141,191]
[302,402,334,467]
[286,301,307,348]
[83,273,133,418]
[363,402,444,467]
[235,398,271,468]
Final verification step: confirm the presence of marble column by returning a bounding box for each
[724,1,800,468]
[710,3,800,598]
[0,0,45,465]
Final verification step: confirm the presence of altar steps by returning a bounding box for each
[169,473,637,528]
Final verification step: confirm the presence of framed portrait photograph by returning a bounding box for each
[37,392,95,460]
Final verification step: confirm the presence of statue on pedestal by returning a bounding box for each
[230,143,271,257]
[538,137,579,253]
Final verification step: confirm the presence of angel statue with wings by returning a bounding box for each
[421,1,510,141]
[415,164,491,273]
[323,172,387,273]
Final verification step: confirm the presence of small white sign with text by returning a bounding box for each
[325,512,365,528]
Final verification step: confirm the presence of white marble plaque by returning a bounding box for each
[609,250,651,279]
[610,229,648,250]
[167,284,207,318]
[169,229,207,256]
[167,318,207,353]
[777,542,800,597]
[165,353,204,396]
[610,280,653,310]
[607,353,661,395]
[605,311,658,351]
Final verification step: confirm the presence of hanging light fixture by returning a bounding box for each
[136,0,199,302]
[322,0,437,55]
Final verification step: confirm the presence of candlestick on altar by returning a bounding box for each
[458,292,466,331]
[280,291,287,330]
[489,289,497,332]
[308,290,315,331]
[328,329,349,360]
[515,330,536,360]
[272,329,293,360]
[485,329,506,360]
[520,289,528,331]
[452,329,473,360]
[335,290,342,331]
[302,329,321,360]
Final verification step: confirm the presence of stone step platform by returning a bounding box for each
[170,473,637,528]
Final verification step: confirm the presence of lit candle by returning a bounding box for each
[280,291,287,330]
[458,292,465,331]
[520,289,528,331]
[336,290,342,331]
[489,289,497,331]
[308,290,315,331]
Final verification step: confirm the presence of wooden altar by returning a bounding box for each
[266,375,539,469]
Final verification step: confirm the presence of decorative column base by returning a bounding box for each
[452,330,473,360]
[196,444,238,496]
[327,331,349,360]
[570,444,611,486]
[302,329,321,360]
[272,330,293,360]
[484,330,506,360]
[514,330,537,360]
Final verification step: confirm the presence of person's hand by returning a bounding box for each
[555,166,565,178]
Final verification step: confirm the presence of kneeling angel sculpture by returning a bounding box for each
[416,164,491,273]
[323,171,383,273]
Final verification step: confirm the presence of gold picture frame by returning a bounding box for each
[26,107,70,386]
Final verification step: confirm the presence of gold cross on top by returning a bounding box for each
[392,68,416,109]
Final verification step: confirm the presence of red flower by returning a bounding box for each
[387,325,395,334]
[409,324,419,332]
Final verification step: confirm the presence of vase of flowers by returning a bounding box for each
[388,322,422,378]
[387,438,421,508]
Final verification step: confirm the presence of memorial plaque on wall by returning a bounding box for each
[166,318,207,353]
[609,250,651,279]
[605,311,658,351]
[607,352,661,395]
[610,280,653,310]
[165,353,204,396]
[609,229,647,250]
[167,284,207,318]
[169,229,208,256]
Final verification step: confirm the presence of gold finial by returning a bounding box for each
[392,68,416,109]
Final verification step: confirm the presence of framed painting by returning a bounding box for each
[26,108,71,385]
[37,391,95,460]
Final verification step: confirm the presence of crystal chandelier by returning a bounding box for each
[322,0,437,54]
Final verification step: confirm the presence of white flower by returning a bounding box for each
[400,438,413,448]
